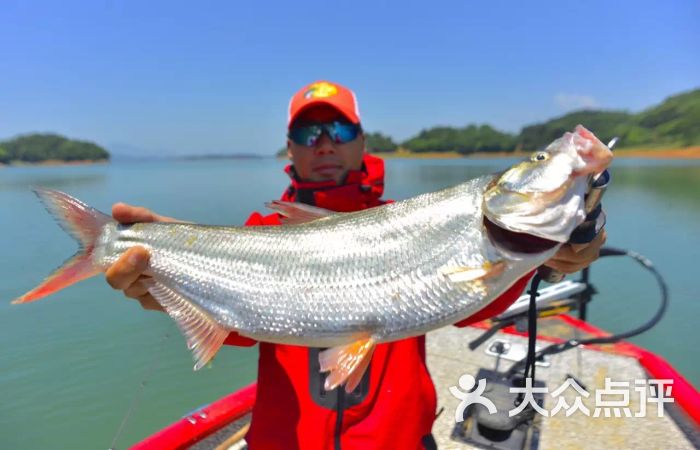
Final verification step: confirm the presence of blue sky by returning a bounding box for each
[1,0,698,156]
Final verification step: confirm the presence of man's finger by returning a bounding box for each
[105,247,150,290]
[570,242,589,254]
[124,276,152,299]
[137,294,164,311]
[112,203,160,224]
[545,260,581,274]
[546,248,600,274]
[569,235,604,262]
[571,229,607,254]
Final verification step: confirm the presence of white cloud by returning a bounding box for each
[554,93,600,110]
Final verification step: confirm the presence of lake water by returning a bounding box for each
[1,158,699,449]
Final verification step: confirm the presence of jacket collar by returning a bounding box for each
[282,153,386,212]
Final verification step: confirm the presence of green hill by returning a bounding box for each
[518,110,641,150]
[517,88,700,150]
[364,87,699,155]
[364,131,398,153]
[0,133,110,164]
[402,124,516,154]
[635,88,700,146]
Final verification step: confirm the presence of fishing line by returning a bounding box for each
[108,330,170,450]
[507,246,669,377]
[524,274,542,381]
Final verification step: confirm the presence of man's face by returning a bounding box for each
[287,105,365,184]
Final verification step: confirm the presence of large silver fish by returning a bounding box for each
[13,125,612,392]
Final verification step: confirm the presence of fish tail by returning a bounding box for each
[12,188,112,304]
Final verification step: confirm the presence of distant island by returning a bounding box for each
[0,133,110,166]
[276,87,700,158]
[180,153,265,161]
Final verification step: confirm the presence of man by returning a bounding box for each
[106,81,605,449]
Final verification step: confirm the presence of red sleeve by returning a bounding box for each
[453,271,534,327]
[244,211,283,226]
[223,333,258,347]
[223,211,283,347]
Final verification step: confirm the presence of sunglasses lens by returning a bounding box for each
[289,126,322,146]
[289,122,360,146]
[329,122,360,144]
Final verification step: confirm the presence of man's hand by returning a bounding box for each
[543,229,607,274]
[105,203,177,311]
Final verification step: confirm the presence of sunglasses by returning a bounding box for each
[288,121,361,147]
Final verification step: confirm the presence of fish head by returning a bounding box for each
[483,125,613,247]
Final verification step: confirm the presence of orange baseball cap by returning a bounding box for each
[287,80,361,128]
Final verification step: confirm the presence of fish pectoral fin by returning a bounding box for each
[143,280,228,370]
[319,336,376,393]
[440,260,506,284]
[264,200,336,224]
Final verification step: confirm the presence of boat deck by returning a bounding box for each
[186,317,699,450]
[427,322,698,450]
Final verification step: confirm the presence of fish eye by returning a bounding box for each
[531,151,549,162]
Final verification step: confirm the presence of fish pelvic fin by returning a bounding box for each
[439,260,506,284]
[143,280,228,370]
[264,200,336,225]
[320,335,376,393]
[12,188,112,304]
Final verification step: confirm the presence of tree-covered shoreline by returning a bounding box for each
[0,133,110,165]
[364,87,700,155]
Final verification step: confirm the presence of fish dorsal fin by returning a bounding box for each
[143,280,228,370]
[265,200,336,225]
[319,336,376,393]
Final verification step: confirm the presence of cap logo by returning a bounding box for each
[304,82,338,99]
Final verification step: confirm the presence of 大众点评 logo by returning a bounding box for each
[449,375,674,420]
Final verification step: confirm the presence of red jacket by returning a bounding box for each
[224,153,531,450]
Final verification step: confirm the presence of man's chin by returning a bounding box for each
[312,169,347,184]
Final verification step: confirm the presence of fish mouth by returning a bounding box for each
[482,175,569,254]
[483,216,560,254]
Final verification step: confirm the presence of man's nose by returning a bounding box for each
[313,132,336,155]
